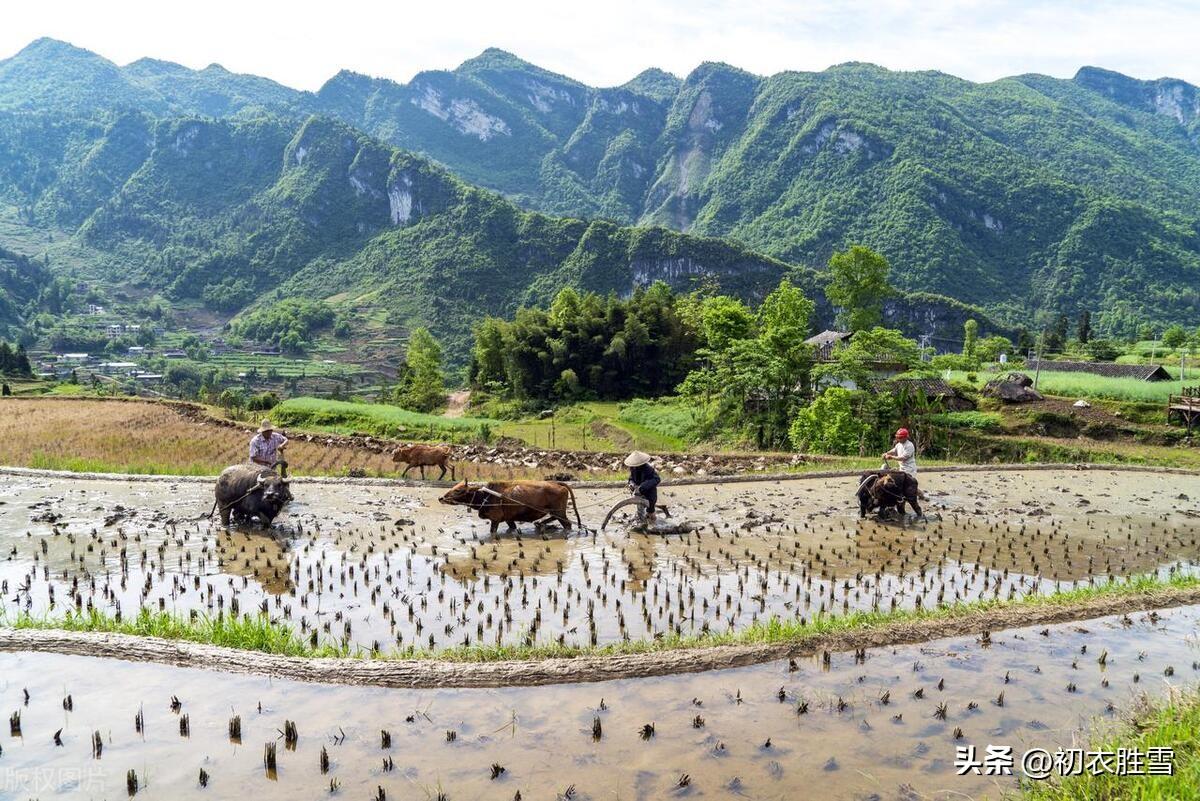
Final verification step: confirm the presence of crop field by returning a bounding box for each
[954,369,1188,403]
[170,352,364,379]
[0,398,527,478]
[272,397,495,442]
[2,469,1200,798]
[495,401,691,452]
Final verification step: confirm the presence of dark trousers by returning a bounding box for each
[637,485,657,514]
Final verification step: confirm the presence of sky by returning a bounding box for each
[1,0,1198,90]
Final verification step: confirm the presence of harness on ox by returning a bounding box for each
[455,485,587,532]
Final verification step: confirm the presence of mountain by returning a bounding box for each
[0,245,54,338]
[0,38,301,117]
[0,39,1197,335]
[0,109,996,357]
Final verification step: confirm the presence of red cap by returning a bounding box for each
[895,428,909,439]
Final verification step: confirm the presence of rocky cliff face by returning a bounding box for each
[3,41,1200,334]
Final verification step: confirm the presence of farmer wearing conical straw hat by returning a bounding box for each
[624,451,661,521]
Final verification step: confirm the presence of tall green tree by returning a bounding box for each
[1076,310,1092,344]
[962,319,978,359]
[679,279,815,447]
[825,245,892,332]
[402,327,446,412]
[1163,325,1188,349]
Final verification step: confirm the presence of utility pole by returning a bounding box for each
[1032,331,1044,391]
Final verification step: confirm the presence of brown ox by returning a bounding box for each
[392,444,455,480]
[440,480,583,534]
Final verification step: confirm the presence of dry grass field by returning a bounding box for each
[0,398,523,478]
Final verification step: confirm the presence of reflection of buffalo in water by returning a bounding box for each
[214,465,292,528]
[216,530,295,594]
[858,471,922,519]
[442,528,574,581]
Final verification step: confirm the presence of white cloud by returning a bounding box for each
[1,0,1197,90]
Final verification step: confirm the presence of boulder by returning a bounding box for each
[983,372,1043,403]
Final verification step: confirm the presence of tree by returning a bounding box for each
[1043,313,1070,353]
[975,335,1012,363]
[825,245,892,332]
[677,279,816,447]
[816,327,921,387]
[402,327,445,412]
[789,388,869,455]
[1076,311,1092,344]
[1162,325,1188,349]
[470,318,507,387]
[699,295,755,351]
[962,319,978,359]
[218,388,246,414]
[1086,339,1121,361]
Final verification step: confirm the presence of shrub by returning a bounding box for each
[247,391,279,412]
[789,388,869,455]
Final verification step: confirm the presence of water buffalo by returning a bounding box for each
[440,480,582,534]
[857,470,922,520]
[213,464,292,528]
[392,444,455,480]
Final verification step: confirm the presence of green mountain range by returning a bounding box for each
[0,37,1197,342]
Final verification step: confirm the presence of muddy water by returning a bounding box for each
[1,605,1197,799]
[2,470,1199,653]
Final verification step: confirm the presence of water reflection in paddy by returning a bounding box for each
[2,469,1198,653]
[2,605,1197,799]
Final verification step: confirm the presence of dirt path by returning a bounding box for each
[4,586,1198,689]
[443,389,470,418]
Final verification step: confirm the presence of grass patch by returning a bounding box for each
[927,410,1003,431]
[1019,690,1200,800]
[26,452,219,476]
[5,572,1197,663]
[273,397,496,442]
[495,401,688,452]
[617,397,698,446]
[949,370,1187,403]
[1,607,350,658]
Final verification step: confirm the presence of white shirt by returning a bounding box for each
[886,440,917,476]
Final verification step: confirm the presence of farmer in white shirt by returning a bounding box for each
[249,419,289,477]
[882,427,917,477]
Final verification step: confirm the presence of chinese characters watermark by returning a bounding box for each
[955,744,1174,779]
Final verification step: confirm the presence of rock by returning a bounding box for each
[1073,399,1091,408]
[983,372,1043,403]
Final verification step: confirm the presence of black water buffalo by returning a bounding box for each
[214,464,292,528]
[857,470,922,520]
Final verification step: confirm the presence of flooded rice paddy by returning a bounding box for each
[1,468,1199,657]
[2,604,1198,799]
[2,469,1200,653]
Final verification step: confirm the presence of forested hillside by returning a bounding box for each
[0,109,994,356]
[1,38,1197,335]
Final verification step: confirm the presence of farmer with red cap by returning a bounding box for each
[882,428,917,477]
